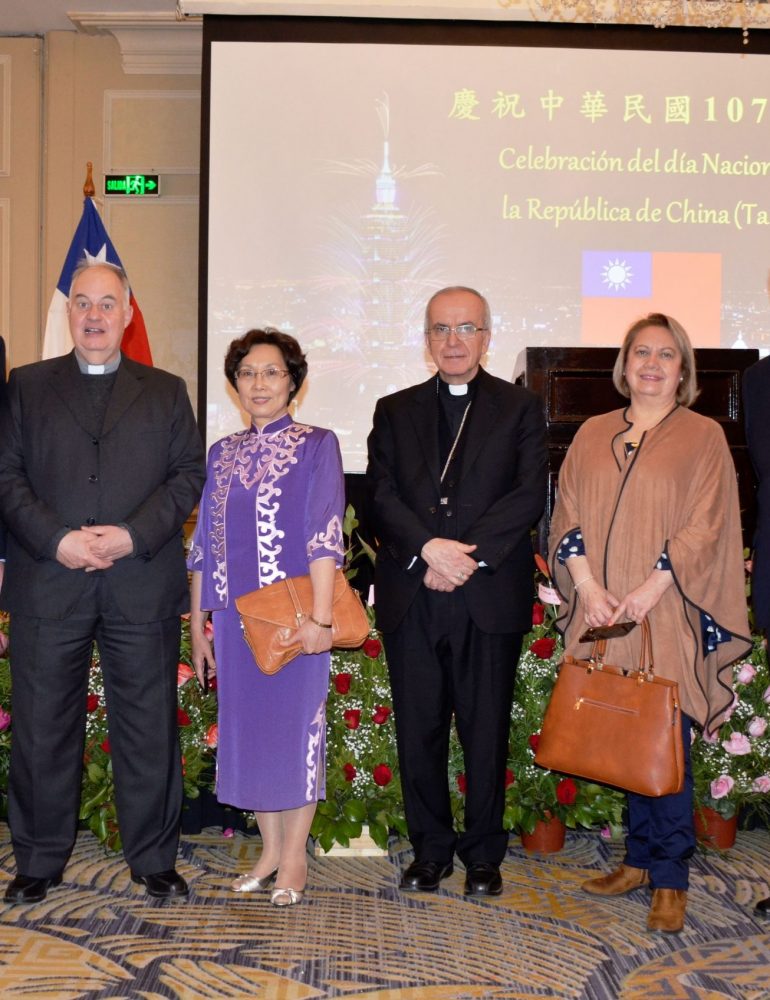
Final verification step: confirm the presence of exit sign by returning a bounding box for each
[104,174,160,197]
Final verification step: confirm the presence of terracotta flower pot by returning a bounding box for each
[521,815,566,854]
[694,805,738,850]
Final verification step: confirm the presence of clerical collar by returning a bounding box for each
[436,371,480,398]
[74,352,121,375]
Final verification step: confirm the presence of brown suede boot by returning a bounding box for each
[581,864,650,895]
[647,888,687,933]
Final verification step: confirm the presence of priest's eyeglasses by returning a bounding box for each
[235,367,290,383]
[428,323,488,340]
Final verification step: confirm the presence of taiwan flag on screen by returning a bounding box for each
[42,198,153,365]
[581,250,721,346]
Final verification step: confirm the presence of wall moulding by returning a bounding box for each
[176,0,770,31]
[67,12,202,75]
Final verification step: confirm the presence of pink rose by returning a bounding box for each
[748,716,767,738]
[752,775,770,793]
[222,827,234,838]
[722,732,751,755]
[736,662,756,685]
[764,685,770,705]
[723,693,739,722]
[0,707,10,731]
[701,728,719,744]
[710,775,735,799]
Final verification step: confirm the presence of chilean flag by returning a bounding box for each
[42,198,153,365]
[581,250,721,347]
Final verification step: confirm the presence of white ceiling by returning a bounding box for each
[0,0,180,35]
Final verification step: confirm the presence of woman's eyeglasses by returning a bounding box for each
[235,368,290,383]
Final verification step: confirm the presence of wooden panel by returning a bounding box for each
[105,90,201,173]
[0,56,9,176]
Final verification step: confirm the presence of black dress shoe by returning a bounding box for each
[4,874,63,904]
[754,895,770,916]
[131,869,189,899]
[464,862,503,896]
[399,859,453,892]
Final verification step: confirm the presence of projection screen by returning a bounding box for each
[202,18,770,470]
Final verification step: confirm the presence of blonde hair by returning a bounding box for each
[612,312,699,407]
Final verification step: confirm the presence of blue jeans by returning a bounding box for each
[624,714,695,890]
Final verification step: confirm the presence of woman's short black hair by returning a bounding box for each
[224,328,308,403]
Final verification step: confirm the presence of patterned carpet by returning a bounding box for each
[1,822,769,999]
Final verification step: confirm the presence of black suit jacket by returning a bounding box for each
[366,367,547,634]
[0,351,205,623]
[744,355,770,628]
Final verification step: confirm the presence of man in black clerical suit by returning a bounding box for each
[744,354,770,918]
[366,285,547,895]
[0,261,205,903]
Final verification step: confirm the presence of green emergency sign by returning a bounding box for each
[104,174,160,197]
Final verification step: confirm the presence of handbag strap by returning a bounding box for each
[591,619,654,678]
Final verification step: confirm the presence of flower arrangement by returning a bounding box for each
[314,634,407,851]
[503,601,625,836]
[690,634,770,825]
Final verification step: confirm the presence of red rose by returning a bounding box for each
[528,733,540,753]
[100,738,111,754]
[207,676,218,692]
[532,602,545,625]
[372,705,392,725]
[86,694,100,713]
[529,637,556,659]
[343,709,361,730]
[177,663,195,687]
[362,637,382,658]
[505,768,515,788]
[177,708,191,727]
[343,763,356,782]
[456,773,467,795]
[556,777,578,806]
[205,723,218,748]
[334,672,352,694]
[373,764,393,787]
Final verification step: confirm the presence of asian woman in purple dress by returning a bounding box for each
[189,329,345,907]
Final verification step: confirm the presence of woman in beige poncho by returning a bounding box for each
[549,313,751,935]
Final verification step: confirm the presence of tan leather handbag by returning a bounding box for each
[535,620,685,797]
[235,569,370,675]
